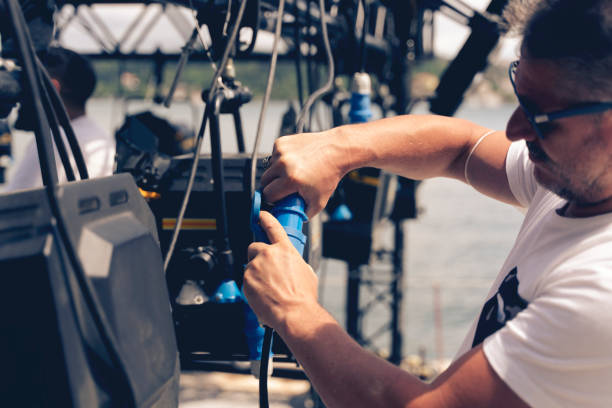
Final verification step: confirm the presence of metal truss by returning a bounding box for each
[344,172,408,365]
[53,3,199,58]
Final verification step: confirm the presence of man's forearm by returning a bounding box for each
[328,114,491,181]
[261,113,512,216]
[277,303,434,408]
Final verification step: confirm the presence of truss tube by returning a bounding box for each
[75,6,114,52]
[390,221,405,364]
[82,5,118,49]
[117,5,150,50]
[346,264,362,343]
[126,6,165,54]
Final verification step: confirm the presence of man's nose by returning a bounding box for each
[506,106,538,142]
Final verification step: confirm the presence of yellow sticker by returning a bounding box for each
[162,218,217,230]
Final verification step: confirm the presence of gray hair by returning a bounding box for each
[503,0,612,100]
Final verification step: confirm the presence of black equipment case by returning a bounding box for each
[0,174,179,407]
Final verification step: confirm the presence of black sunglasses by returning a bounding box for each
[508,60,612,140]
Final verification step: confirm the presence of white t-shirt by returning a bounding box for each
[3,115,115,191]
[456,141,612,407]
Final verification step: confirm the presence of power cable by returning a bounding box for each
[293,0,305,108]
[37,59,89,179]
[259,327,274,408]
[359,0,369,73]
[38,71,76,182]
[163,0,250,271]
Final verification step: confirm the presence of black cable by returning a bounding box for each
[163,0,250,271]
[259,327,274,408]
[38,69,76,182]
[5,0,136,405]
[37,59,89,180]
[305,0,315,120]
[250,0,286,199]
[359,0,369,73]
[293,0,305,108]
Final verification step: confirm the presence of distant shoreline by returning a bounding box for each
[92,58,515,107]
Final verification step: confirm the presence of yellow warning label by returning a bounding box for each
[139,188,161,200]
[162,218,217,230]
[348,171,379,187]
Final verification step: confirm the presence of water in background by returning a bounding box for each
[5,99,524,359]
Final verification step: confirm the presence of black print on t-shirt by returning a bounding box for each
[472,267,528,348]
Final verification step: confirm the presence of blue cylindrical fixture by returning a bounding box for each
[243,304,265,361]
[349,92,372,123]
[270,194,307,256]
[348,72,373,124]
[251,191,307,255]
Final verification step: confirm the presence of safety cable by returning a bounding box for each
[5,0,136,405]
[249,0,286,199]
[163,0,250,271]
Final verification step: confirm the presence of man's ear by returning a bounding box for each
[51,78,61,93]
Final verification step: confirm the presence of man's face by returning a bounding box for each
[506,57,612,207]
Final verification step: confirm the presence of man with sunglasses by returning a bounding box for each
[243,0,612,406]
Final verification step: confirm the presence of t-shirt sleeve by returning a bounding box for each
[80,138,116,178]
[505,141,537,208]
[72,117,115,178]
[483,263,612,407]
[3,139,42,191]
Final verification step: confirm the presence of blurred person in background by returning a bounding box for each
[3,46,114,191]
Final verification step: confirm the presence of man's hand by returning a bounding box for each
[243,211,319,330]
[242,215,529,408]
[260,131,348,218]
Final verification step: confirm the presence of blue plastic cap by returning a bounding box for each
[349,92,372,123]
[243,303,267,360]
[330,203,353,221]
[211,279,242,303]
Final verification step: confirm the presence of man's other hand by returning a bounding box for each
[243,211,319,330]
